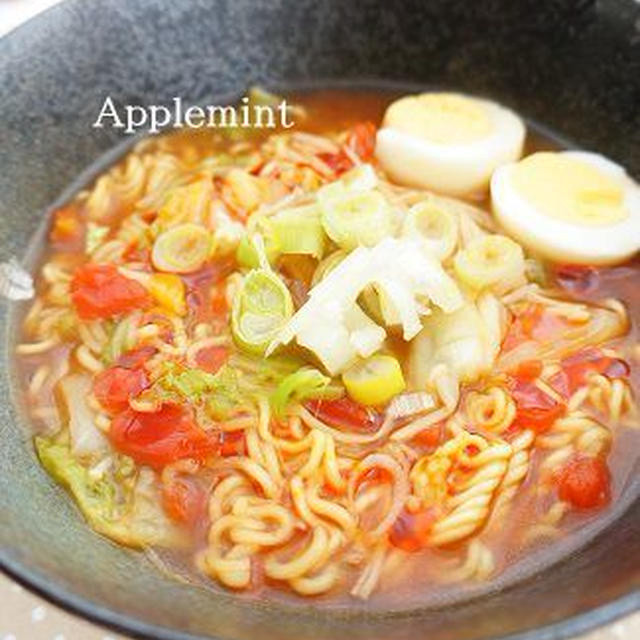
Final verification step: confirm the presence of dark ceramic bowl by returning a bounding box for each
[1,1,639,638]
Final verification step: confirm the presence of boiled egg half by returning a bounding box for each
[375,92,525,197]
[491,151,640,265]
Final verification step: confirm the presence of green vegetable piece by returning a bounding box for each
[267,204,326,259]
[232,269,293,355]
[270,367,333,418]
[236,232,280,269]
[320,190,395,251]
[35,437,128,541]
[36,438,183,548]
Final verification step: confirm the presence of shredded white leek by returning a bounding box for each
[268,237,463,374]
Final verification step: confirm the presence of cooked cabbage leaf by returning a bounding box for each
[408,294,505,386]
[36,438,183,548]
[59,374,109,457]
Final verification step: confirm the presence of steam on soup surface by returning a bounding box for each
[16,89,640,603]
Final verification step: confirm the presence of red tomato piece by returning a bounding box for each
[411,424,443,449]
[50,206,84,249]
[317,150,353,175]
[359,467,393,486]
[305,396,382,432]
[510,378,565,433]
[217,430,246,457]
[557,455,610,509]
[163,475,207,527]
[116,345,158,369]
[503,304,570,352]
[347,121,377,160]
[110,405,217,468]
[194,345,228,374]
[71,263,150,320]
[210,286,228,316]
[122,243,151,264]
[514,359,544,381]
[93,366,150,413]
[389,508,437,552]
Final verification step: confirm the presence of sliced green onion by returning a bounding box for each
[267,204,326,259]
[232,269,293,355]
[151,223,212,273]
[402,201,458,260]
[236,232,280,269]
[454,234,525,291]
[321,190,394,251]
[270,367,333,418]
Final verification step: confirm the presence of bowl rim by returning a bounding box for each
[2,550,639,640]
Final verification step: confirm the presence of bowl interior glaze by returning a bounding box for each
[1,1,639,639]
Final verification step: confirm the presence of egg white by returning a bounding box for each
[375,94,525,197]
[491,151,640,265]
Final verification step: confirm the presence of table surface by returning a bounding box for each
[1,1,638,638]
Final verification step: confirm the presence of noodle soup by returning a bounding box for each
[15,89,640,605]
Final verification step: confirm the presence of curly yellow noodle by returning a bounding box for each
[586,374,637,424]
[264,526,330,580]
[215,457,279,499]
[465,386,516,434]
[113,155,147,206]
[489,429,535,526]
[209,475,252,521]
[350,542,387,600]
[306,481,356,535]
[523,501,570,545]
[75,344,104,372]
[290,476,323,528]
[436,539,495,583]
[297,430,327,478]
[16,336,59,355]
[415,434,512,546]
[289,563,339,595]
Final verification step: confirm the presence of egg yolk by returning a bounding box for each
[511,152,627,226]
[384,93,491,144]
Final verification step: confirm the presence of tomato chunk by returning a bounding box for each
[110,405,217,468]
[503,304,570,352]
[317,122,377,176]
[305,396,382,432]
[217,430,246,457]
[71,263,150,320]
[347,121,377,160]
[389,508,436,552]
[163,475,207,527]
[514,359,544,381]
[411,424,443,449]
[557,456,610,509]
[194,345,228,374]
[509,378,565,433]
[93,366,150,413]
[210,285,228,316]
[116,345,157,369]
[50,206,84,249]
[317,150,353,175]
